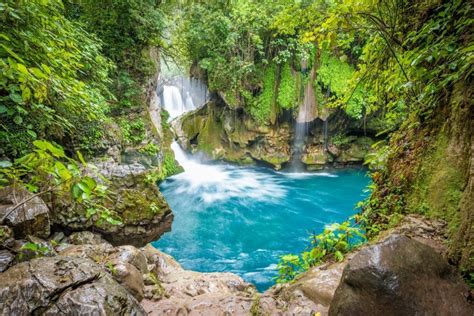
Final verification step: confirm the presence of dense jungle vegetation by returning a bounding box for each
[0,0,472,286]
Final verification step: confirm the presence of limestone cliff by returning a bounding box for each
[175,96,377,170]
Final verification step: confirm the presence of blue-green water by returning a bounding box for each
[152,144,370,291]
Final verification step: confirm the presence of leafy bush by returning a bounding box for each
[277,63,298,109]
[119,118,145,145]
[138,143,160,156]
[0,140,122,226]
[0,0,112,157]
[276,220,365,283]
[250,64,277,123]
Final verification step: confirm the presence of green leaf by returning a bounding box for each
[72,183,82,199]
[77,182,91,195]
[10,93,23,104]
[17,63,29,75]
[22,87,31,101]
[334,251,344,262]
[13,115,23,125]
[0,105,7,114]
[27,130,37,138]
[0,43,25,62]
[76,151,87,165]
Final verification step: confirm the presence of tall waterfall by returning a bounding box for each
[159,76,209,120]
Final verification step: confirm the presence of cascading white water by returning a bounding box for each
[162,85,185,119]
[159,76,209,120]
[170,141,286,203]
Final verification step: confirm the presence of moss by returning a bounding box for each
[250,294,263,316]
[407,133,465,235]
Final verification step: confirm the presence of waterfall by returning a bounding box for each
[163,85,185,119]
[323,118,328,151]
[159,76,209,120]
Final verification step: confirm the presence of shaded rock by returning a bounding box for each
[0,225,13,247]
[0,249,13,272]
[0,186,50,238]
[68,230,109,245]
[329,234,473,316]
[0,256,144,315]
[50,231,66,244]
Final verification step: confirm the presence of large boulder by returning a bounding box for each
[0,186,50,238]
[140,245,257,315]
[0,256,145,315]
[176,100,292,169]
[59,242,148,301]
[329,234,473,316]
[50,171,173,247]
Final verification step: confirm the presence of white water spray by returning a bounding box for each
[159,76,209,120]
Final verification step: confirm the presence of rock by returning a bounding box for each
[112,245,148,274]
[58,243,115,262]
[50,231,66,244]
[0,186,50,238]
[0,249,14,272]
[0,256,145,315]
[0,225,13,247]
[142,244,182,277]
[68,230,109,245]
[111,261,145,301]
[329,234,473,316]
[59,243,146,301]
[140,245,257,315]
[49,170,173,247]
[177,100,292,169]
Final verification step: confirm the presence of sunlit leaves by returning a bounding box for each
[0,139,122,226]
[0,0,112,157]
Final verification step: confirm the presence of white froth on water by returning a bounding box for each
[169,142,287,203]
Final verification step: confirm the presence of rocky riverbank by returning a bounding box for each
[1,184,471,316]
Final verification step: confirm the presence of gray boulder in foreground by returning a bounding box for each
[0,256,145,315]
[329,234,473,316]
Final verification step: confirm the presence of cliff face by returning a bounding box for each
[175,96,377,170]
[368,82,473,273]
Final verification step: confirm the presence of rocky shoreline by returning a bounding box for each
[1,179,472,316]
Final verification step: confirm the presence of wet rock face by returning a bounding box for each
[177,99,375,170]
[329,235,473,316]
[0,186,50,238]
[0,256,145,315]
[176,100,292,169]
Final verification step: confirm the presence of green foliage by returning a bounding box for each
[276,220,365,283]
[119,118,145,145]
[162,151,181,178]
[138,143,160,156]
[20,241,50,258]
[0,0,112,157]
[331,134,356,147]
[277,63,298,109]
[250,64,277,123]
[0,140,122,226]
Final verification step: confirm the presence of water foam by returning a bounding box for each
[169,142,287,203]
